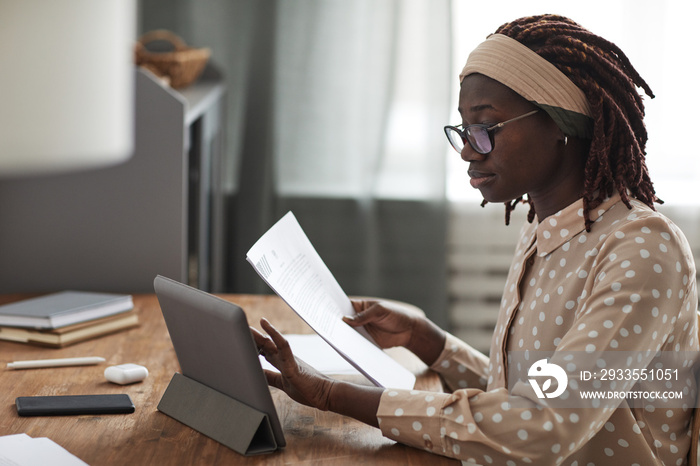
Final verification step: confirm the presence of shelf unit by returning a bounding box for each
[0,66,226,293]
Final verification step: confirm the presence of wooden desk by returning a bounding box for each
[0,294,458,465]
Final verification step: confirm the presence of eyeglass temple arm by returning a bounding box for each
[489,109,539,130]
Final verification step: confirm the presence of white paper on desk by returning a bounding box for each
[246,211,416,390]
[0,433,88,466]
[259,334,362,375]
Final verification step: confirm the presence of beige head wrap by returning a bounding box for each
[460,34,593,138]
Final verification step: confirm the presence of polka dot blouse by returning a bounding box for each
[377,192,699,465]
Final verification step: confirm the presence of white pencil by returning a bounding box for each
[7,356,106,369]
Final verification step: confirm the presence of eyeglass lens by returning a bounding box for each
[446,126,492,154]
[468,127,492,154]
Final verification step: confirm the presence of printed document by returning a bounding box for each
[246,212,416,390]
[259,334,361,376]
[0,434,88,466]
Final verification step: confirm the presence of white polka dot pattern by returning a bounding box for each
[376,193,699,465]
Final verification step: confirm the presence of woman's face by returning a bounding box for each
[457,73,586,218]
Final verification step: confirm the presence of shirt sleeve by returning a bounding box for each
[429,332,490,392]
[376,215,698,464]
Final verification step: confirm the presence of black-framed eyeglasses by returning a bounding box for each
[443,109,539,155]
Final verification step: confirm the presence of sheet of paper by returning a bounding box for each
[0,434,88,466]
[247,212,416,389]
[259,334,362,375]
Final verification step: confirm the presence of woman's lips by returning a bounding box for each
[468,170,496,189]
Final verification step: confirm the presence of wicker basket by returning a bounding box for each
[134,30,211,89]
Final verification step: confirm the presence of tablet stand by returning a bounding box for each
[157,373,278,456]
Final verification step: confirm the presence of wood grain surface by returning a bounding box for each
[0,294,457,465]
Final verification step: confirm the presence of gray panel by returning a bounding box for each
[0,70,187,293]
[158,373,278,455]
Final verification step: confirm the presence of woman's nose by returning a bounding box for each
[461,144,487,163]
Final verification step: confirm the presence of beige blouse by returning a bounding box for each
[377,193,699,465]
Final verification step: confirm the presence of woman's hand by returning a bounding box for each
[253,318,385,427]
[344,300,419,349]
[251,318,335,411]
[344,299,446,366]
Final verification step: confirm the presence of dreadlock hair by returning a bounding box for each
[490,14,659,232]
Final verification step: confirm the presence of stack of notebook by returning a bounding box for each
[0,291,137,347]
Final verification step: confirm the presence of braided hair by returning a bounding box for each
[492,14,659,231]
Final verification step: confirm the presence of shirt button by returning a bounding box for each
[424,439,433,449]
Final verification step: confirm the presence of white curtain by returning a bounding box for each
[273,0,450,201]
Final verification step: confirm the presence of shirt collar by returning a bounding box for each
[534,192,622,256]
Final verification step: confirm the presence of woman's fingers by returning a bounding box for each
[250,325,278,356]
[344,303,381,327]
[260,319,294,354]
[258,318,301,376]
[350,299,372,314]
[250,325,268,345]
[252,320,293,359]
[260,318,283,343]
[263,369,285,390]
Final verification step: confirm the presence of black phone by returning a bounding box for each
[15,394,135,416]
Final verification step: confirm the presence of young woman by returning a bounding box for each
[252,15,699,464]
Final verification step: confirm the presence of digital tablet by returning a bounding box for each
[154,275,285,448]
